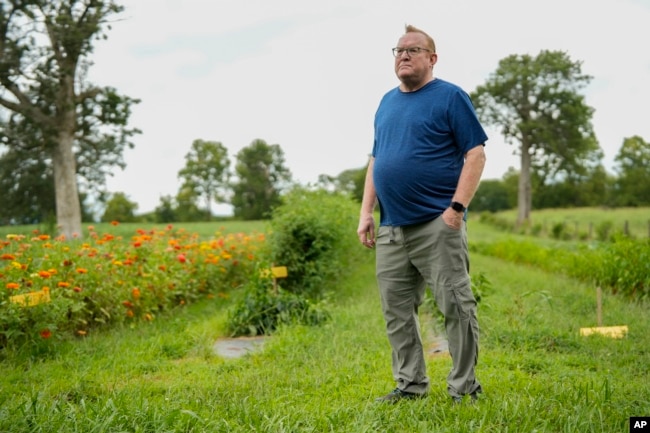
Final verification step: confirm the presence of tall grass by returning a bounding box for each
[1,224,648,432]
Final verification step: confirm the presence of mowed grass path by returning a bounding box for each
[1,245,648,431]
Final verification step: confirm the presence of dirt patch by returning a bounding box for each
[213,336,269,359]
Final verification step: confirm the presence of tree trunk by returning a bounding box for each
[517,140,532,227]
[52,131,82,239]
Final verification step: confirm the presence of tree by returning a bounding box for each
[0,145,55,225]
[154,195,176,223]
[0,1,139,238]
[177,139,230,220]
[471,50,600,226]
[174,185,208,222]
[101,191,137,223]
[472,179,511,212]
[231,139,292,220]
[316,166,366,202]
[612,135,650,206]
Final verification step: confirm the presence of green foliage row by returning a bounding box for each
[472,235,650,300]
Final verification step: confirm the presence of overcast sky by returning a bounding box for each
[90,0,650,214]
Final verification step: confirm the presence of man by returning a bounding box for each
[357,24,487,404]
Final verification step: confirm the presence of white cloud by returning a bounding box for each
[88,0,650,213]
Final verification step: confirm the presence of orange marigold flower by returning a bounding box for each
[177,254,187,263]
[158,265,167,271]
[38,234,50,241]
[122,300,134,308]
[131,287,141,299]
[143,313,153,321]
[40,329,52,339]
[57,281,71,288]
[111,220,120,226]
[6,282,20,290]
[126,309,134,318]
[76,268,88,274]
[76,330,87,336]
[38,270,51,278]
[1,253,15,260]
[73,287,83,293]
[63,259,73,266]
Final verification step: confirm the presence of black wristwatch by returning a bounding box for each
[450,201,466,213]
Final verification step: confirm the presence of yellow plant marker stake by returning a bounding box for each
[271,266,288,278]
[579,286,628,339]
[270,266,288,293]
[579,326,628,338]
[9,287,51,307]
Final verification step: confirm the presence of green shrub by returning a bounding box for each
[226,263,330,336]
[266,188,363,299]
[595,220,614,241]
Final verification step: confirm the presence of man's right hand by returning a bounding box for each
[357,214,376,249]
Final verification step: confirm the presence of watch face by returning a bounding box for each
[452,202,465,212]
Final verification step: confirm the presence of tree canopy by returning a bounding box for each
[177,139,231,220]
[612,135,650,206]
[231,139,292,220]
[471,50,601,225]
[0,0,139,237]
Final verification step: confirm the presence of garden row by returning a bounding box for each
[0,189,364,351]
[471,235,650,300]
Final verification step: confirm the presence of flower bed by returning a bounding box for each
[0,224,265,348]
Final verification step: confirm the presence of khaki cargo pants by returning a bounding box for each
[375,217,481,398]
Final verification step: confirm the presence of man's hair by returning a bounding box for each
[404,24,436,53]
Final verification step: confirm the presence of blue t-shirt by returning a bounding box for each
[372,79,487,226]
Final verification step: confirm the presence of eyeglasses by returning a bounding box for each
[392,47,432,57]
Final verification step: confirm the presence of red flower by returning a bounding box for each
[40,329,52,339]
[177,254,187,263]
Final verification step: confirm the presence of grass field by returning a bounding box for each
[0,220,269,239]
[0,211,648,432]
[493,206,650,239]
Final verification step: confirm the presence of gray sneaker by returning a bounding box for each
[452,392,480,405]
[376,388,425,403]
